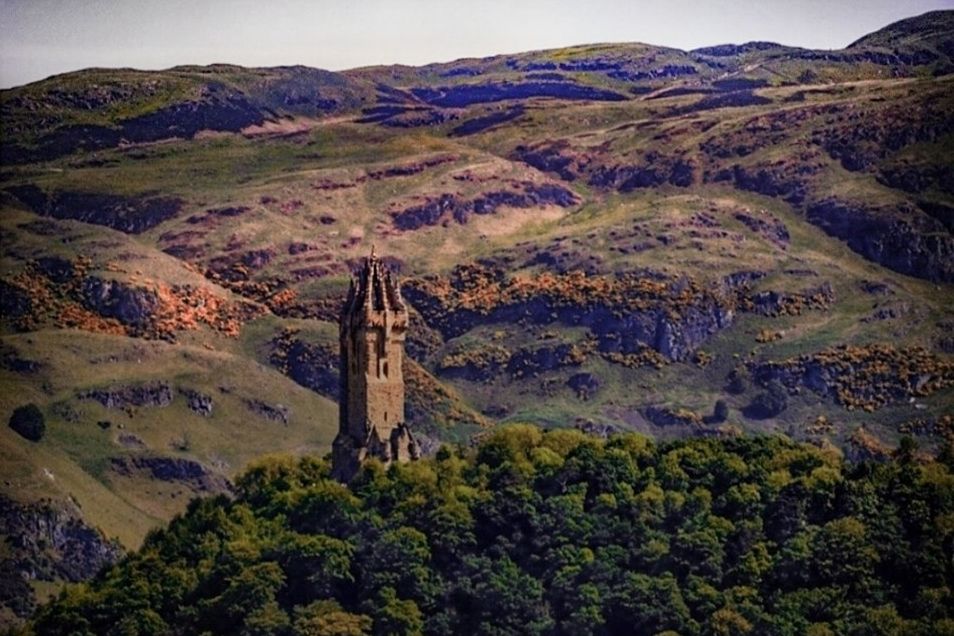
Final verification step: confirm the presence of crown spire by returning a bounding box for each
[333,247,418,482]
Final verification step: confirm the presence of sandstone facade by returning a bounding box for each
[332,249,419,481]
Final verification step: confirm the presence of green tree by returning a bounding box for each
[293,600,372,636]
[367,587,422,636]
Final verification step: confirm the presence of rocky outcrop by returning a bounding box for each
[750,345,954,411]
[644,405,704,427]
[269,332,340,399]
[410,81,627,107]
[243,398,290,424]
[2,257,258,339]
[0,343,40,374]
[109,455,233,494]
[80,381,173,409]
[82,278,161,327]
[567,372,600,400]
[733,211,790,247]
[0,495,123,619]
[711,163,816,205]
[512,141,582,181]
[438,343,511,383]
[391,182,579,230]
[806,199,954,282]
[589,154,696,190]
[404,265,737,362]
[746,283,834,316]
[6,184,182,234]
[506,343,588,378]
[180,389,213,416]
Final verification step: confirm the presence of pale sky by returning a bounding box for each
[1,0,952,89]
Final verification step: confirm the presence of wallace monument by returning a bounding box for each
[331,248,420,481]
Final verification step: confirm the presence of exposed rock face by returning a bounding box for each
[733,211,790,248]
[805,199,954,282]
[747,283,835,316]
[672,90,772,115]
[512,141,580,181]
[80,381,174,409]
[438,343,511,383]
[0,279,32,321]
[391,182,579,230]
[750,345,954,411]
[180,389,214,416]
[2,256,258,340]
[6,185,182,234]
[0,496,123,619]
[404,265,736,362]
[589,154,696,190]
[0,343,40,374]
[243,399,290,424]
[568,372,600,400]
[109,455,233,494]
[82,278,161,327]
[506,343,587,378]
[644,405,703,427]
[270,336,340,399]
[410,81,627,107]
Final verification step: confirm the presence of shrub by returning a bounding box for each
[726,367,749,394]
[745,380,789,419]
[8,404,45,441]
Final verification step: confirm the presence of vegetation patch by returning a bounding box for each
[751,344,954,411]
[27,427,954,635]
[0,256,260,339]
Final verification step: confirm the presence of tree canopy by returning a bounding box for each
[27,426,954,635]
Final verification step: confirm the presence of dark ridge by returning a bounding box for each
[672,90,772,115]
[847,9,954,48]
[439,67,482,78]
[410,81,628,107]
[392,183,579,230]
[524,72,572,81]
[5,184,183,234]
[646,86,714,100]
[557,59,621,72]
[2,94,264,164]
[521,61,558,71]
[450,106,526,137]
[691,41,786,56]
[355,105,423,123]
[607,65,698,82]
[712,77,770,91]
[917,200,954,234]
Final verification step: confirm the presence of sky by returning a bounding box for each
[1,0,952,89]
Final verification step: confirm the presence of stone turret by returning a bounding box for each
[331,247,419,481]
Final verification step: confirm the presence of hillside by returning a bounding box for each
[1,10,953,626]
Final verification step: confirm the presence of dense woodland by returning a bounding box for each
[23,426,954,635]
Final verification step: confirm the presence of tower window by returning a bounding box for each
[383,362,389,377]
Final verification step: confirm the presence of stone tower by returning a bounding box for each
[331,248,419,481]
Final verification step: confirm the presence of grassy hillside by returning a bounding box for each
[1,9,953,627]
